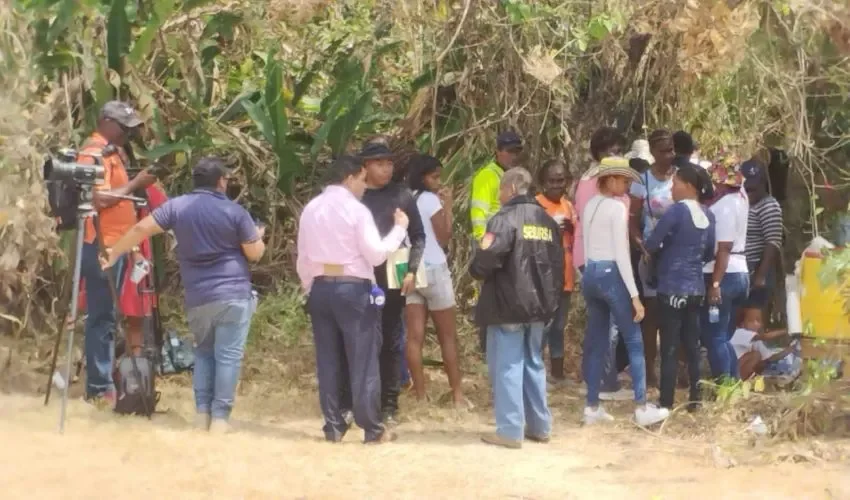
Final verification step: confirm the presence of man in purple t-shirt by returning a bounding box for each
[104,156,266,433]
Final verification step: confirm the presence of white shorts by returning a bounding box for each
[406,262,456,311]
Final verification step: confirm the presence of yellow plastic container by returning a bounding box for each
[799,256,850,339]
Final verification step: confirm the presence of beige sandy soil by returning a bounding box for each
[1,377,849,500]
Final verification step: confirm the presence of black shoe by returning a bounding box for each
[365,430,398,445]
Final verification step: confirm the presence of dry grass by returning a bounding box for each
[3,330,850,498]
[0,4,62,337]
[2,384,850,499]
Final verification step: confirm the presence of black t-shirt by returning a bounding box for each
[361,182,426,284]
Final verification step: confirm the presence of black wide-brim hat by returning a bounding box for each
[358,141,395,160]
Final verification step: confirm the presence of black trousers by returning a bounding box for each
[309,278,384,442]
[657,294,703,409]
[378,289,405,416]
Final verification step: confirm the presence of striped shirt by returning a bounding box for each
[745,196,783,267]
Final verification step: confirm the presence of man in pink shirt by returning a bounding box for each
[297,156,409,444]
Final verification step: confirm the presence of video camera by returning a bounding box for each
[43,148,108,231]
[42,148,106,185]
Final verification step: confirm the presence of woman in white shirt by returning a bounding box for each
[580,157,669,427]
[702,155,750,379]
[404,154,464,407]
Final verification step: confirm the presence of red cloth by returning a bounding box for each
[79,184,168,317]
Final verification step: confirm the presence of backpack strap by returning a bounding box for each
[643,171,653,219]
[583,197,607,260]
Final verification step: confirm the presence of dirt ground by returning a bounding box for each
[2,369,850,499]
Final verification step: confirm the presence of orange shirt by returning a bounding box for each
[77,133,137,247]
[536,194,576,292]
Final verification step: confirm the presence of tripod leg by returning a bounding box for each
[59,218,86,434]
[44,238,77,406]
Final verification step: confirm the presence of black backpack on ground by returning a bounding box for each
[114,353,160,417]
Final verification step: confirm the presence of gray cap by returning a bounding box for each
[100,101,143,128]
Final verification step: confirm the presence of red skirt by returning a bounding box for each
[77,241,156,317]
[78,184,167,317]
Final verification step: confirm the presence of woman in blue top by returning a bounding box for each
[645,165,716,410]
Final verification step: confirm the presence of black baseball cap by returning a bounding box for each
[192,156,232,184]
[496,130,523,151]
[740,159,766,187]
[358,141,394,160]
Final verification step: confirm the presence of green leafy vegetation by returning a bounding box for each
[1,0,849,343]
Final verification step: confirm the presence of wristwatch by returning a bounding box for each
[712,281,720,289]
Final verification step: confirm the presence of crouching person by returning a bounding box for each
[470,168,564,449]
[104,157,265,433]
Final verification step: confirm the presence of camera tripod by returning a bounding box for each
[42,185,145,433]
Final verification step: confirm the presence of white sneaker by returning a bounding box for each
[599,388,633,401]
[209,418,232,434]
[583,406,615,425]
[635,404,669,427]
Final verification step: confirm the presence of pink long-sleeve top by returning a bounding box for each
[296,185,406,293]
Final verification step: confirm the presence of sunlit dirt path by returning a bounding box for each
[1,384,848,499]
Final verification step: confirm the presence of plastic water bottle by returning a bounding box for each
[370,284,386,308]
[708,305,720,324]
[52,371,67,390]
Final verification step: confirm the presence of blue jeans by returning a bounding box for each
[601,318,621,392]
[187,297,256,420]
[486,322,551,441]
[581,260,647,406]
[543,292,571,359]
[578,265,620,391]
[80,242,127,398]
[701,272,749,379]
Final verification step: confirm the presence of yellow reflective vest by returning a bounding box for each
[469,160,504,241]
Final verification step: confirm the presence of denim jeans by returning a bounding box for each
[187,297,256,420]
[543,292,571,359]
[486,322,551,441]
[701,272,749,379]
[581,260,647,406]
[578,265,620,391]
[601,318,621,392]
[80,242,127,398]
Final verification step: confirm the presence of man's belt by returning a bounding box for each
[315,276,370,285]
[316,263,370,285]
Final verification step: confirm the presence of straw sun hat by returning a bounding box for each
[597,156,641,183]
